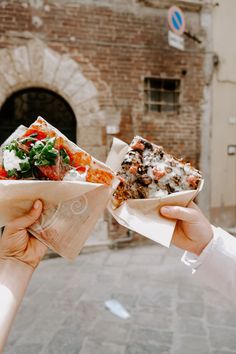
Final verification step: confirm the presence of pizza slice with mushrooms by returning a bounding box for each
[113,136,202,208]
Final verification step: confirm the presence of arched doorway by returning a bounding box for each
[0,87,77,145]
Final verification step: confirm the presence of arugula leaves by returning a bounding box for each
[60,148,70,165]
[3,133,71,179]
[30,138,58,166]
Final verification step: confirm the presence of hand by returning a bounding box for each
[160,201,213,255]
[0,200,47,269]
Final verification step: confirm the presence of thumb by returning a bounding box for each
[160,205,197,223]
[6,200,43,234]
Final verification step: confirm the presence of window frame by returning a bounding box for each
[144,77,181,114]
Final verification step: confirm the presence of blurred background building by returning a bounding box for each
[0,0,235,243]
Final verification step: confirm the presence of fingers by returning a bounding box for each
[6,200,43,234]
[160,202,198,223]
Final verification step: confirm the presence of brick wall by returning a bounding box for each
[0,0,206,239]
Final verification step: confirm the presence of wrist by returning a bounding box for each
[0,258,34,290]
[193,228,214,256]
[0,258,33,352]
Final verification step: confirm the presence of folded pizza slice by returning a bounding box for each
[113,136,202,208]
[0,117,114,186]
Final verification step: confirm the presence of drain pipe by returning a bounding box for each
[112,229,134,246]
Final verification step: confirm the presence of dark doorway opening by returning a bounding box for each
[0,87,77,144]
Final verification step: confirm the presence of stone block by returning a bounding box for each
[175,316,207,336]
[125,342,171,354]
[80,338,125,354]
[137,285,174,309]
[173,335,209,354]
[0,49,18,86]
[84,146,107,162]
[6,343,43,354]
[0,76,10,105]
[72,80,98,106]
[178,283,204,302]
[79,111,106,127]
[133,306,172,329]
[89,318,130,344]
[46,328,82,354]
[43,47,61,86]
[53,55,79,91]
[74,97,100,117]
[11,45,31,82]
[64,70,87,97]
[78,126,104,146]
[27,39,44,82]
[129,326,173,345]
[206,305,236,328]
[176,301,204,318]
[209,326,236,351]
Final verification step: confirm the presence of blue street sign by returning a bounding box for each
[168,6,185,36]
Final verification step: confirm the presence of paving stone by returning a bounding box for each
[80,338,125,354]
[175,316,207,336]
[177,283,204,302]
[89,318,130,344]
[212,351,236,354]
[128,326,173,345]
[125,342,171,354]
[209,326,236,351]
[203,287,231,310]
[46,328,82,354]
[137,283,175,309]
[128,253,164,267]
[206,305,236,328]
[130,244,165,256]
[108,291,139,311]
[176,301,205,318]
[172,335,210,354]
[5,343,42,354]
[132,306,173,330]
[105,250,131,266]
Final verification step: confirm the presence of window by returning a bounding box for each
[144,77,180,113]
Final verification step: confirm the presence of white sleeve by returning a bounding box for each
[181,226,236,301]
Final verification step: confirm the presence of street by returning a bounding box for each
[4,243,236,354]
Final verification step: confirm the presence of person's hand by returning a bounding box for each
[0,200,47,269]
[160,201,213,255]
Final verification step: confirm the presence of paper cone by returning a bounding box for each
[106,138,204,248]
[0,123,116,261]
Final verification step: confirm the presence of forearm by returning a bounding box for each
[0,259,33,352]
[182,226,236,301]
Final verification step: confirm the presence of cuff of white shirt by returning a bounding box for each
[181,225,218,273]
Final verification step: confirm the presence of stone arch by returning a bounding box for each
[0,38,109,160]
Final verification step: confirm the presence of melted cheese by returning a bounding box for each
[3,149,29,171]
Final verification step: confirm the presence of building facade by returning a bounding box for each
[210,0,236,230]
[0,0,214,241]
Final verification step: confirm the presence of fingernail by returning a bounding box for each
[161,206,170,213]
[34,200,41,209]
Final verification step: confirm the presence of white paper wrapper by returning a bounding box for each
[0,125,117,261]
[106,138,204,248]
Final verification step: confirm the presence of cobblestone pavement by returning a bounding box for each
[4,244,236,354]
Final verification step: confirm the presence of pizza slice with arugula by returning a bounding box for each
[0,117,114,186]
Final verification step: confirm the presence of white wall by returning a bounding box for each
[211,0,236,226]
